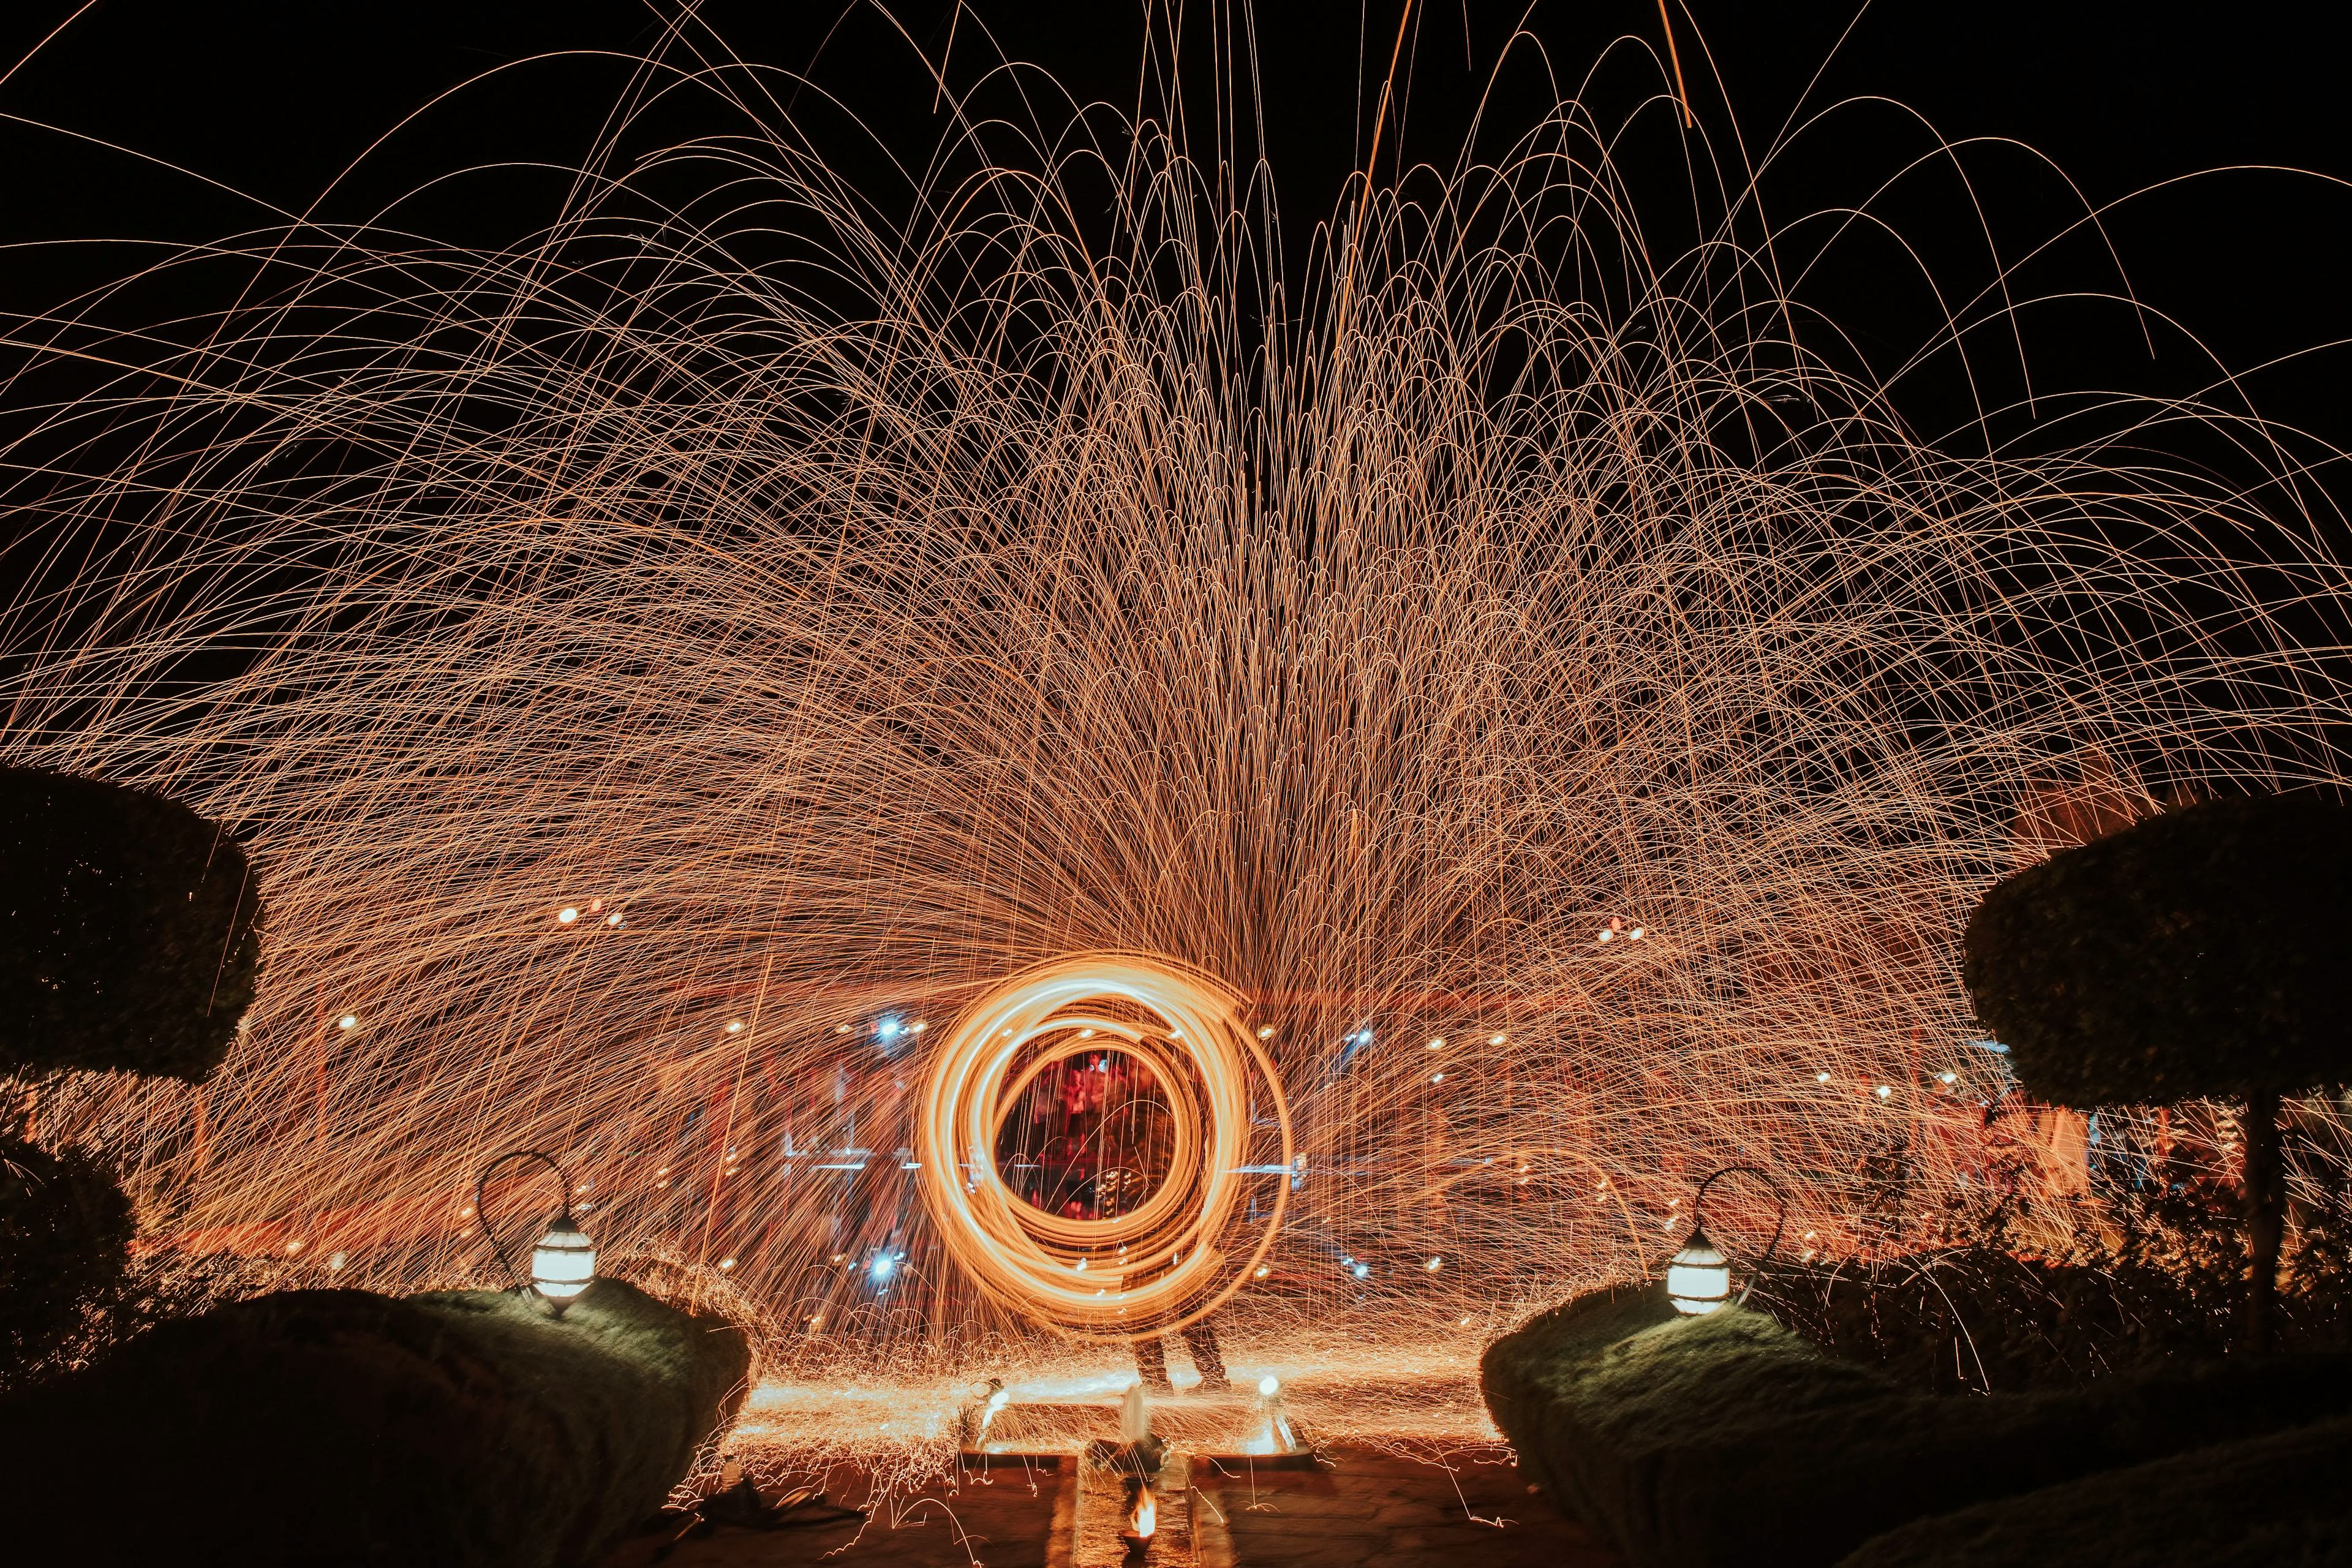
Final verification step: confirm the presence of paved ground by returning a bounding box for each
[597,1445,1621,1568]
[1192,1447,1620,1568]
[599,1457,1071,1568]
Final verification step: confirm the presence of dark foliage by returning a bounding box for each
[1482,1282,2352,1568]
[0,1136,132,1373]
[1753,1173,2352,1393]
[0,1278,750,1568]
[1838,1414,2352,1567]
[0,1237,281,1393]
[0,766,262,1084]
[1961,793,2352,1106]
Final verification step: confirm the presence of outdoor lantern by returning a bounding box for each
[530,1209,597,1314]
[1665,1231,1732,1315]
[1663,1164,1787,1317]
[477,1148,597,1317]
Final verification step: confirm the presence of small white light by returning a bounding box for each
[869,1254,895,1281]
[1258,1374,1280,1397]
[1257,1026,1275,1039]
[286,1238,305,1254]
[327,1250,347,1272]
[532,1213,596,1314]
[337,1014,358,1031]
[606,912,623,927]
[1597,928,1613,943]
[1458,1315,1474,1327]
[1425,1256,1443,1271]
[1427,1038,1444,1050]
[1629,928,1645,939]
[910,1020,927,1034]
[1430,1071,1444,1084]
[876,1017,902,1040]
[1875,1084,1893,1099]
[1253,1264,1270,1279]
[725,1020,744,1034]
[1939,1071,1958,1084]
[1666,1230,1731,1316]
[835,1023,851,1034]
[557,907,578,924]
[1488,1033,1506,1046]
[1353,1262,1371,1279]
[718,1257,736,1270]
[1079,1027,1096,1038]
[1816,1071,1831,1083]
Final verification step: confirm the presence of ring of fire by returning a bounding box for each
[913,954,1292,1337]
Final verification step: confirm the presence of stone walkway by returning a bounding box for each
[598,1446,1620,1568]
[599,1457,1071,1568]
[1192,1448,1619,1568]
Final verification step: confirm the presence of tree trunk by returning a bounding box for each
[2242,1087,2283,1355]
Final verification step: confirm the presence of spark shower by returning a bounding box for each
[3,11,2349,1435]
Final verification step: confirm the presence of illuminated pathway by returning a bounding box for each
[596,1440,1618,1567]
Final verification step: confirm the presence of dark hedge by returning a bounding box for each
[0,1278,750,1568]
[0,765,263,1083]
[1961,793,2352,1107]
[0,1136,132,1374]
[1749,1202,2352,1395]
[1481,1282,2352,1568]
[1837,1414,2352,1567]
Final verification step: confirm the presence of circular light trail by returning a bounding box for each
[913,954,1291,1337]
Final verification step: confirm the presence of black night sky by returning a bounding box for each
[3,3,2346,445]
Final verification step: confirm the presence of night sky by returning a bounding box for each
[2,2,2346,475]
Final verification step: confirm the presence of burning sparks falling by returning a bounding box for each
[1,21,2349,1460]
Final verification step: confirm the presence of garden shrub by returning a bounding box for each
[0,1135,132,1374]
[0,1278,751,1568]
[1963,793,2352,1107]
[1751,1178,2352,1394]
[1836,1412,2352,1567]
[0,764,262,1083]
[1962,792,2352,1349]
[1482,1281,2352,1568]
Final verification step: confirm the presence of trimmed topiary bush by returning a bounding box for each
[1836,1414,2352,1567]
[0,1136,132,1374]
[0,1278,750,1568]
[1482,1281,2352,1568]
[1963,792,2352,1350]
[0,765,263,1083]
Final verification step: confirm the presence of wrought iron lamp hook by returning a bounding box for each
[474,1148,573,1294]
[1689,1163,1790,1307]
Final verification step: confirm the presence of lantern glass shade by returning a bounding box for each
[1665,1231,1731,1316]
[531,1212,595,1311]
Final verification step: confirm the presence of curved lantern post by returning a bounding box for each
[1665,1164,1787,1316]
[476,1148,597,1316]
